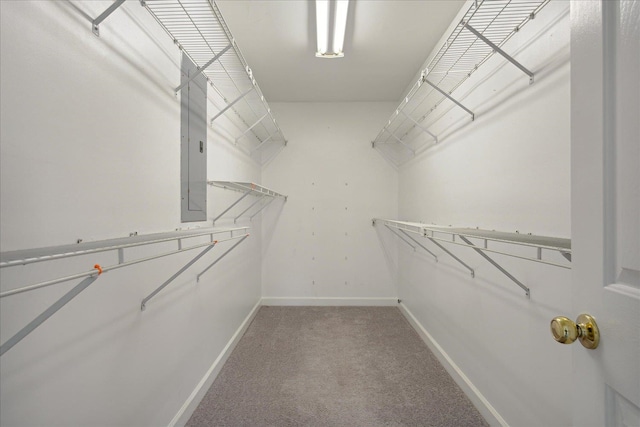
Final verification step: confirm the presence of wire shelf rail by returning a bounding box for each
[372,0,550,166]
[208,181,287,224]
[0,226,250,356]
[374,218,571,298]
[142,0,286,164]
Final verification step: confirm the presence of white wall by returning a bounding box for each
[261,102,398,303]
[0,1,261,426]
[396,1,573,426]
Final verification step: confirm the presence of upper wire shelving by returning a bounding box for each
[372,0,550,166]
[143,0,287,164]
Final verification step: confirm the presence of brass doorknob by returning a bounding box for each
[550,313,600,349]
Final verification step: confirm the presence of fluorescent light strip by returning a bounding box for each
[316,0,348,58]
[332,0,348,56]
[316,0,329,55]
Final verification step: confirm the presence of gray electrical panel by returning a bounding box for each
[181,53,207,222]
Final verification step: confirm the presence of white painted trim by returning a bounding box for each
[169,300,262,427]
[398,303,508,427]
[260,297,399,306]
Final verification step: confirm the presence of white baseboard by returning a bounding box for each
[169,299,262,427]
[398,303,508,427]
[261,297,399,306]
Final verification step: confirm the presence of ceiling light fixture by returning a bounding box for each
[316,0,349,58]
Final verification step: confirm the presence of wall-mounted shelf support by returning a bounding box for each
[457,235,530,298]
[463,23,534,84]
[208,181,287,224]
[400,230,438,261]
[424,235,475,277]
[384,225,417,251]
[174,44,232,94]
[140,243,217,311]
[0,275,99,357]
[234,195,266,223]
[236,112,269,144]
[210,87,254,124]
[250,134,275,154]
[196,234,249,282]
[92,0,126,37]
[374,219,570,298]
[399,110,438,143]
[249,197,276,220]
[212,191,252,224]
[423,78,475,120]
[383,128,415,154]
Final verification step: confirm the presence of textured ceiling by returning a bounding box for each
[215,0,466,102]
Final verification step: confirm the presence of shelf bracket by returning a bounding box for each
[234,195,266,223]
[382,128,416,154]
[174,44,232,94]
[196,235,249,282]
[236,112,269,144]
[400,230,438,261]
[423,78,475,120]
[1,275,100,357]
[424,235,475,277]
[250,133,275,154]
[210,87,254,124]
[457,235,530,298]
[463,23,534,84]
[249,197,276,220]
[385,225,417,251]
[141,244,217,311]
[399,110,438,143]
[212,190,252,224]
[92,0,126,37]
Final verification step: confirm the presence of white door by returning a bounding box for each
[570,1,640,426]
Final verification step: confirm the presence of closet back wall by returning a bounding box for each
[262,103,398,304]
[1,1,260,426]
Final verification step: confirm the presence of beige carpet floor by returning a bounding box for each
[187,306,488,427]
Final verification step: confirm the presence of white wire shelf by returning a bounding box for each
[0,226,251,355]
[373,0,550,166]
[208,181,287,224]
[374,218,571,298]
[143,0,287,164]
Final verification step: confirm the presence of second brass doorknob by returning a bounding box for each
[550,313,599,349]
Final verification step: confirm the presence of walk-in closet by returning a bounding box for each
[1,1,638,426]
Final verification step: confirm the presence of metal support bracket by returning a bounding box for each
[0,275,100,356]
[424,235,475,277]
[400,230,438,261]
[250,133,275,154]
[210,87,254,124]
[457,235,530,298]
[236,112,269,144]
[141,244,216,311]
[463,23,534,84]
[399,110,438,143]
[212,190,252,224]
[174,44,232,94]
[382,128,416,154]
[234,195,266,223]
[423,78,475,120]
[249,196,276,220]
[196,235,249,282]
[92,0,126,37]
[385,225,416,251]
